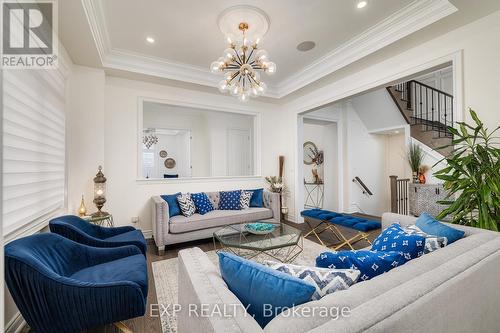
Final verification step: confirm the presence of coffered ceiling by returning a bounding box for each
[61,0,464,98]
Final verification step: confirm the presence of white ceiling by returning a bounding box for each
[103,0,413,84]
[61,0,472,98]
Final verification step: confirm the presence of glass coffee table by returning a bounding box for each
[213,222,303,263]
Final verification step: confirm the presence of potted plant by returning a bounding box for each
[407,142,424,183]
[434,109,499,231]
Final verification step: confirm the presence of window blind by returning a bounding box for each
[2,67,66,235]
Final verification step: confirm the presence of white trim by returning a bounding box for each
[296,115,344,222]
[5,312,26,333]
[136,175,263,185]
[81,0,456,99]
[276,0,457,97]
[287,51,464,115]
[137,96,263,180]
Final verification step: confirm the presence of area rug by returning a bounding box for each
[152,239,328,333]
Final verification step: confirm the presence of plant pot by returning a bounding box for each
[412,172,419,183]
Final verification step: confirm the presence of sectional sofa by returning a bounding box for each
[177,212,500,332]
[151,190,280,254]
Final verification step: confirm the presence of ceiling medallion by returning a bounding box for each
[211,6,275,102]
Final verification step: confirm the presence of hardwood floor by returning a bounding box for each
[58,215,382,333]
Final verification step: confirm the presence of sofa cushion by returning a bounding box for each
[70,253,148,297]
[248,188,264,207]
[372,223,426,260]
[416,212,465,244]
[190,192,214,215]
[403,224,448,253]
[240,190,252,210]
[177,193,196,217]
[160,193,181,217]
[169,207,273,234]
[265,261,360,301]
[218,251,315,328]
[219,190,242,210]
[316,250,408,281]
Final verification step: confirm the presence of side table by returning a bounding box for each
[82,213,114,227]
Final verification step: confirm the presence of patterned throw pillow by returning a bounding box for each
[371,223,426,260]
[403,224,448,253]
[265,261,360,300]
[219,190,242,210]
[190,192,214,215]
[316,250,408,281]
[240,190,252,210]
[176,193,196,217]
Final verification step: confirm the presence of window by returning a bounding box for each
[2,67,67,236]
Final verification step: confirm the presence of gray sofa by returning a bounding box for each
[177,212,500,333]
[151,190,280,254]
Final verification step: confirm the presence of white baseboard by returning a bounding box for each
[142,229,153,239]
[5,312,26,333]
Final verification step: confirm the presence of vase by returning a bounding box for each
[412,172,419,183]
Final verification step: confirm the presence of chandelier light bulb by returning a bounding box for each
[266,62,276,74]
[223,48,235,60]
[255,49,269,61]
[218,80,229,93]
[210,61,222,73]
[211,21,275,101]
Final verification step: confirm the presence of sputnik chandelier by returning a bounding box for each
[211,6,275,101]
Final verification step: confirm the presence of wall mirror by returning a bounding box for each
[140,101,258,179]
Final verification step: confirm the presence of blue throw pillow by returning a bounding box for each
[190,192,214,215]
[416,212,465,244]
[160,193,181,217]
[372,223,426,260]
[249,188,264,207]
[219,190,242,210]
[316,250,408,281]
[218,252,315,328]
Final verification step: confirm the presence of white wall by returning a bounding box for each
[350,89,407,132]
[65,70,292,232]
[66,66,105,215]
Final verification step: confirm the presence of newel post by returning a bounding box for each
[389,175,398,213]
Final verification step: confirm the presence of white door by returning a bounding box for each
[227,129,252,176]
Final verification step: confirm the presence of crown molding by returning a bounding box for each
[274,0,457,97]
[81,0,456,99]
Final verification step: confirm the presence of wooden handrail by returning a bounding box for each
[352,176,373,195]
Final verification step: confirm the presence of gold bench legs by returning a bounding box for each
[304,218,375,250]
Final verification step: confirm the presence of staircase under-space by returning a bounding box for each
[387,80,454,156]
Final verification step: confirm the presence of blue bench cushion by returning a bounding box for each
[301,209,381,232]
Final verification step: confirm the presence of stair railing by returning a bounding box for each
[389,175,410,215]
[352,176,373,196]
[394,80,453,138]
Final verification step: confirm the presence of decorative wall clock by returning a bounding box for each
[164,158,176,169]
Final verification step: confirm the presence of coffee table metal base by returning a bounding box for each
[214,236,304,263]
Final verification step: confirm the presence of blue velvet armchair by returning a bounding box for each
[4,233,148,333]
[49,215,147,255]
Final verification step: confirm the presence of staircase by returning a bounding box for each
[387,80,454,156]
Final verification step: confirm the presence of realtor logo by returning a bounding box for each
[1,0,58,68]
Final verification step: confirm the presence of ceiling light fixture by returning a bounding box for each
[146,36,155,44]
[211,6,274,102]
[357,1,367,9]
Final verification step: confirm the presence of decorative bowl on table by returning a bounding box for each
[244,223,276,235]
